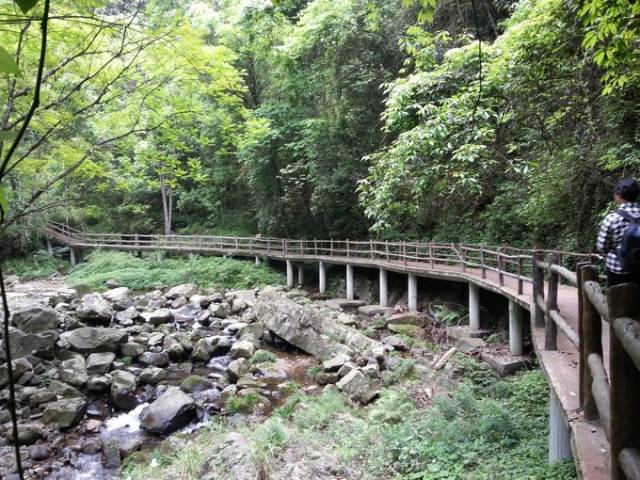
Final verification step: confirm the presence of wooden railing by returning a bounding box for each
[579,265,640,480]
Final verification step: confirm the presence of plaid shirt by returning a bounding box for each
[597,202,640,273]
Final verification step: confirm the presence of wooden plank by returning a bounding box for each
[546,253,560,350]
[550,310,579,347]
[580,265,603,422]
[619,448,640,480]
[613,317,640,372]
[588,353,611,440]
[585,280,610,323]
[551,264,578,286]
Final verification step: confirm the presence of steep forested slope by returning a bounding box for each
[1,0,639,252]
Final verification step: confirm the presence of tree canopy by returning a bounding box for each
[1,0,639,252]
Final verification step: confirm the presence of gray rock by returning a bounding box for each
[49,380,84,398]
[59,355,88,386]
[1,328,58,360]
[139,367,166,386]
[111,370,137,410]
[323,353,350,372]
[12,306,58,333]
[27,444,50,461]
[59,327,128,354]
[77,293,113,325]
[209,302,230,319]
[163,336,185,361]
[102,287,130,304]
[382,335,409,351]
[16,423,44,445]
[230,341,255,360]
[140,387,195,434]
[87,352,115,374]
[180,375,212,393]
[0,358,32,388]
[42,397,86,428]
[121,342,145,358]
[166,284,199,300]
[87,375,111,393]
[145,309,174,326]
[139,352,169,368]
[227,358,249,383]
[336,369,380,404]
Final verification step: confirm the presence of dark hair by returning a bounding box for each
[615,177,640,202]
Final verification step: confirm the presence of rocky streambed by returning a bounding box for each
[0,280,409,480]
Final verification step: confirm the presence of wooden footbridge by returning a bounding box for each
[46,222,640,480]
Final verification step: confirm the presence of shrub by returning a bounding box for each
[250,350,277,364]
[224,393,261,414]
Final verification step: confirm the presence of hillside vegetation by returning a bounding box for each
[1,0,638,252]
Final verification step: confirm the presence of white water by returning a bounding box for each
[104,403,149,433]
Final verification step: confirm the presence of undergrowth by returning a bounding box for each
[5,251,69,280]
[67,250,285,290]
[123,359,576,480]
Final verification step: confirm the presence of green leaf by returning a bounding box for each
[0,131,17,142]
[0,46,21,76]
[14,0,39,14]
[0,186,8,223]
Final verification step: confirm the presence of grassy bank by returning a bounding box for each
[5,251,69,280]
[67,251,285,291]
[123,365,576,480]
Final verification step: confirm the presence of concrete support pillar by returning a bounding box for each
[255,256,261,266]
[408,273,418,312]
[379,268,388,307]
[297,264,304,286]
[319,262,327,294]
[70,248,77,266]
[469,283,480,330]
[346,264,355,300]
[509,299,524,356]
[549,389,572,462]
[286,260,294,288]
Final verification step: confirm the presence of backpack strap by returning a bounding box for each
[616,209,640,223]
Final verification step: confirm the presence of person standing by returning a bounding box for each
[597,177,640,286]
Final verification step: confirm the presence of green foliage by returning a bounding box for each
[67,250,284,291]
[224,393,261,414]
[250,349,278,364]
[5,251,68,280]
[383,358,417,386]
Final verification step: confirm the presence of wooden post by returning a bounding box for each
[545,253,560,351]
[579,264,601,420]
[346,239,350,259]
[314,239,318,256]
[430,245,434,268]
[461,246,467,272]
[498,251,505,286]
[480,248,486,279]
[386,241,389,261]
[608,283,640,480]
[370,239,374,259]
[532,251,545,328]
[517,257,524,295]
[330,239,334,256]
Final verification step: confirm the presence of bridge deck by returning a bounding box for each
[47,228,611,479]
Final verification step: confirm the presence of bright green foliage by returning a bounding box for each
[4,251,68,279]
[579,0,640,93]
[250,349,278,364]
[67,250,285,290]
[224,392,261,413]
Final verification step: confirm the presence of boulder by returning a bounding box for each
[42,397,86,428]
[11,305,58,333]
[59,355,88,386]
[227,358,249,383]
[387,312,425,327]
[49,380,84,398]
[180,375,213,393]
[121,342,145,358]
[230,341,255,360]
[0,358,32,388]
[140,387,195,434]
[16,422,45,445]
[164,336,186,361]
[59,327,128,354]
[110,370,137,410]
[87,375,111,393]
[382,335,409,351]
[336,369,380,404]
[86,352,116,374]
[166,284,199,300]
[145,309,174,326]
[1,328,58,360]
[77,293,113,325]
[139,352,170,368]
[139,367,166,386]
[102,287,130,304]
[209,302,231,319]
[28,445,50,461]
[254,291,379,361]
[323,353,350,372]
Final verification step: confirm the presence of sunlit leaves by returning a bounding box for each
[0,185,8,222]
[0,47,21,76]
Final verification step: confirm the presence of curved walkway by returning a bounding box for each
[45,224,610,479]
